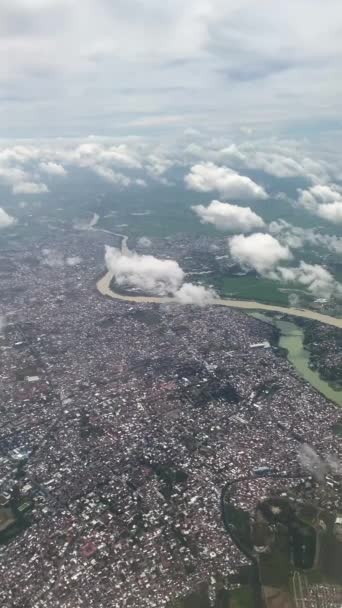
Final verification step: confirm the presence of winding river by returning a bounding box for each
[97,271,342,329]
[96,233,342,405]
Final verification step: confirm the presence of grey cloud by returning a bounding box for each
[2,1,342,136]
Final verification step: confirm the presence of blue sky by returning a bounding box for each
[1,0,342,138]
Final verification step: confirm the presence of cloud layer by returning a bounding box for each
[2,1,342,137]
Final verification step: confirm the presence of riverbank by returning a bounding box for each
[249,312,342,406]
[96,270,342,329]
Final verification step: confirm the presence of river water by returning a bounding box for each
[97,233,342,407]
[250,313,342,407]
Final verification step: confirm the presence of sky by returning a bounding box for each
[1,1,342,304]
[2,0,342,138]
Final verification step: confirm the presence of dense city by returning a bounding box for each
[0,222,341,608]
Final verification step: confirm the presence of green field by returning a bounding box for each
[229,586,254,608]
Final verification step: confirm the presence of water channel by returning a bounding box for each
[250,312,342,407]
[96,232,342,407]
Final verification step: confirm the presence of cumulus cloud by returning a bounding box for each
[185,162,268,200]
[228,233,292,275]
[0,166,28,186]
[192,199,265,232]
[0,208,16,228]
[298,184,342,223]
[39,161,67,176]
[92,164,145,187]
[317,201,342,223]
[105,246,185,296]
[13,181,49,194]
[174,282,217,306]
[184,141,328,183]
[0,165,47,195]
[68,143,142,170]
[269,220,342,254]
[92,165,131,186]
[104,245,217,305]
[0,140,146,195]
[275,262,341,298]
[299,184,340,208]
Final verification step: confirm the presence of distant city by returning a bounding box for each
[0,136,341,607]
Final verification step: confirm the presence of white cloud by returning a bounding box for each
[299,184,341,207]
[0,208,16,228]
[13,181,49,194]
[105,246,185,296]
[184,140,329,183]
[185,162,268,200]
[0,166,28,186]
[39,161,67,176]
[298,184,342,223]
[316,201,342,223]
[275,262,341,298]
[229,233,292,275]
[174,282,217,306]
[269,220,342,254]
[0,161,49,194]
[104,245,216,306]
[92,165,131,186]
[70,143,141,170]
[192,199,265,232]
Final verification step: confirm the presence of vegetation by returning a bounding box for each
[228,586,254,608]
